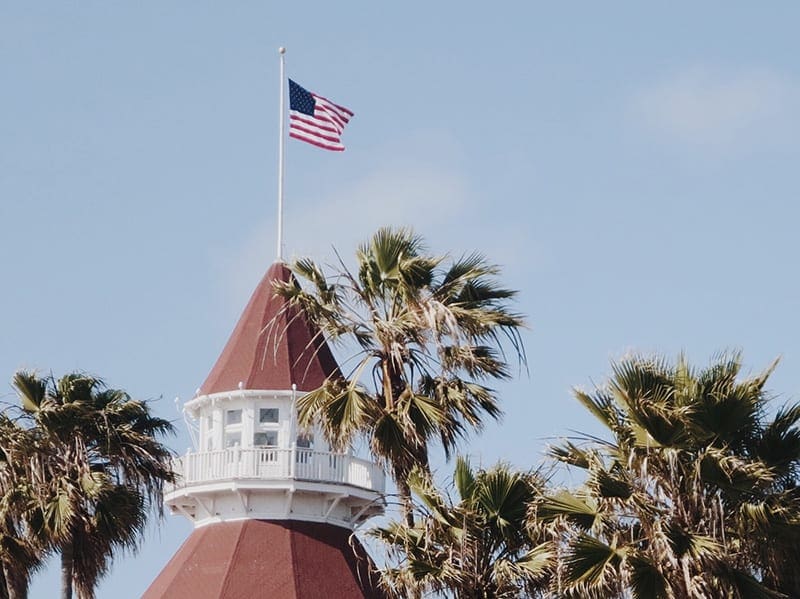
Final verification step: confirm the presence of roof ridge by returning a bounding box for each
[217,521,248,597]
[287,520,302,599]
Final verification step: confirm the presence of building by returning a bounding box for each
[144,261,386,598]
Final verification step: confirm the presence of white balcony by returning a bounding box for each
[167,447,386,495]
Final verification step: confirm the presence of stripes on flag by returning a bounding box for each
[288,79,353,151]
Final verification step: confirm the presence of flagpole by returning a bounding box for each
[277,46,286,261]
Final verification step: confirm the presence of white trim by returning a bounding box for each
[190,514,359,530]
[185,389,296,413]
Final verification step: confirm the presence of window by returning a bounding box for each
[226,409,242,425]
[255,405,280,452]
[259,408,279,424]
[254,431,279,447]
[225,432,241,448]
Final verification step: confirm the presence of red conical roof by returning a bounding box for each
[201,262,340,394]
[142,520,385,599]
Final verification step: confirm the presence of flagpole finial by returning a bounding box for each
[278,46,286,54]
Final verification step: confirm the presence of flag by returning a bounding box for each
[288,79,353,151]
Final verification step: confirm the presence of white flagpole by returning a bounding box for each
[277,46,286,261]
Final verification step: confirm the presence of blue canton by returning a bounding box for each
[289,79,316,116]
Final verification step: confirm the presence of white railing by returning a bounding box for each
[169,448,385,494]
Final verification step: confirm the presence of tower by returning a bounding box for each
[144,262,386,598]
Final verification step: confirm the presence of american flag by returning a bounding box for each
[288,79,353,151]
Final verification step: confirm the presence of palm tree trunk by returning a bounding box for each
[395,480,421,599]
[397,476,415,528]
[60,544,73,599]
[385,359,416,529]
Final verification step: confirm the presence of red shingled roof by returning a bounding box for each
[142,520,385,599]
[201,261,340,394]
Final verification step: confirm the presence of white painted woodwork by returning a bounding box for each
[165,390,385,529]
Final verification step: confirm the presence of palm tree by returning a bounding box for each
[11,371,175,599]
[539,352,800,598]
[0,416,45,599]
[371,457,554,598]
[273,227,526,523]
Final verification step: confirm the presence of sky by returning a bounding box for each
[2,2,799,596]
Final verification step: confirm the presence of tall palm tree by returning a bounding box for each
[371,457,554,598]
[274,227,526,523]
[12,371,175,599]
[539,353,800,598]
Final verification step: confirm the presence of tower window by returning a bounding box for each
[259,408,279,423]
[226,409,242,425]
[254,431,279,447]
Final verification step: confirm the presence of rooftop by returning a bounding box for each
[201,261,340,395]
[142,519,385,599]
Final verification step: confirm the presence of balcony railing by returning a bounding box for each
[168,448,385,494]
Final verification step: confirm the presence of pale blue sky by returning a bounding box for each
[2,3,799,596]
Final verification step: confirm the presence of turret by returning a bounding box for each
[144,262,385,598]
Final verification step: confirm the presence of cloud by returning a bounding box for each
[632,66,800,149]
[212,161,470,313]
[287,163,469,260]
[210,127,545,315]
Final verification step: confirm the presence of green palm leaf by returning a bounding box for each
[538,491,600,530]
[628,555,669,599]
[563,534,622,588]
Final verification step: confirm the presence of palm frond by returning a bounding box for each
[573,389,618,433]
[549,440,595,469]
[628,555,669,599]
[589,468,633,500]
[12,371,48,414]
[563,534,622,589]
[453,455,476,502]
[538,491,600,530]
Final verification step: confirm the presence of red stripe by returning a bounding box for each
[312,93,354,117]
[290,131,344,151]
[316,108,346,131]
[321,103,352,123]
[315,101,351,125]
[290,112,339,134]
[290,121,342,144]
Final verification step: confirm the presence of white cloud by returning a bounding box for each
[210,128,545,315]
[211,161,470,313]
[632,66,799,148]
[286,164,547,283]
[286,163,469,261]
